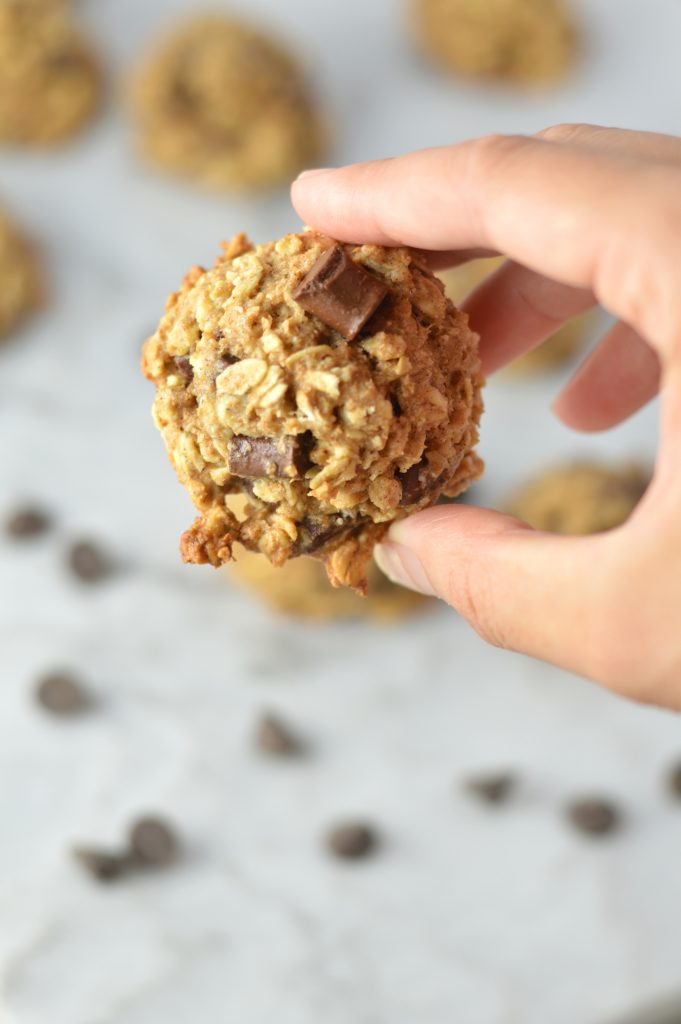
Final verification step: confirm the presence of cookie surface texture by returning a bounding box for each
[0,0,99,144]
[142,232,483,592]
[413,0,578,85]
[130,14,324,190]
[0,209,41,339]
[506,463,649,535]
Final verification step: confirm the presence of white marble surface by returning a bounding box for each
[1,1,681,1022]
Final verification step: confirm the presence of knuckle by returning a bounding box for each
[536,122,596,146]
[464,133,530,179]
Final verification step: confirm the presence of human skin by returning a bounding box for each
[291,125,681,708]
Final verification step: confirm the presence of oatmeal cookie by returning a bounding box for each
[412,0,578,86]
[142,232,484,593]
[439,258,591,375]
[0,0,100,145]
[0,209,41,340]
[130,14,324,191]
[506,462,650,535]
[228,550,431,623]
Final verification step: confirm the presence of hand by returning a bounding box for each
[291,124,681,709]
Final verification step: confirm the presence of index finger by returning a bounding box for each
[291,136,681,357]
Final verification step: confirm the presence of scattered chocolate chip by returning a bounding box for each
[228,434,312,480]
[326,822,378,860]
[256,712,304,757]
[293,244,389,341]
[67,540,113,583]
[667,761,681,799]
[72,846,130,883]
[35,671,90,716]
[464,772,516,805]
[566,798,621,837]
[173,355,193,382]
[129,817,178,867]
[5,505,52,539]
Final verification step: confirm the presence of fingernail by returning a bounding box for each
[295,167,333,181]
[374,542,437,598]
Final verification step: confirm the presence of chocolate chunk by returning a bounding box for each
[566,797,621,837]
[464,772,516,805]
[228,434,312,479]
[5,505,52,539]
[67,540,113,583]
[294,514,356,555]
[72,846,130,883]
[326,822,378,860]
[214,353,237,375]
[35,670,90,716]
[389,393,402,417]
[397,461,427,505]
[293,244,389,341]
[256,712,304,757]
[173,355,193,382]
[667,761,681,799]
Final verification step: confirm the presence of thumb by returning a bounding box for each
[375,504,618,679]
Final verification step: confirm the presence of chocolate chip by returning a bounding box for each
[67,540,113,583]
[396,461,427,505]
[293,244,389,341]
[326,822,378,860]
[667,761,681,799]
[228,434,312,480]
[129,817,178,867]
[389,393,402,417]
[214,353,237,375]
[294,514,356,555]
[35,671,90,716]
[5,505,52,539]
[72,846,130,883]
[464,772,516,805]
[566,798,621,837]
[173,355,193,382]
[256,712,304,757]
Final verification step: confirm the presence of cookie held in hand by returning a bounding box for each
[142,232,484,592]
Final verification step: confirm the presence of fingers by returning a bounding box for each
[292,135,681,356]
[374,504,630,687]
[461,260,594,375]
[553,321,661,431]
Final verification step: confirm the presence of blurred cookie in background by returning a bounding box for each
[438,257,592,376]
[0,0,100,145]
[227,547,432,623]
[411,0,579,86]
[0,209,42,340]
[505,462,650,535]
[130,14,325,191]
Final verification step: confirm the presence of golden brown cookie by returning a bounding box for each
[438,258,591,376]
[0,0,100,145]
[227,551,431,623]
[130,14,325,191]
[142,232,484,593]
[505,462,650,535]
[412,0,578,86]
[0,209,41,340]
